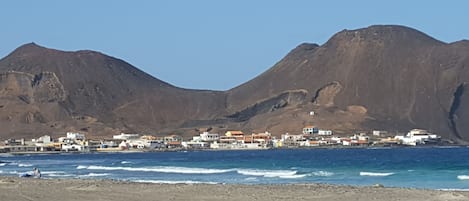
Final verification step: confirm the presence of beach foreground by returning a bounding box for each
[1,177,468,201]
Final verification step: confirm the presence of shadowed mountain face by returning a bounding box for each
[1,25,469,143]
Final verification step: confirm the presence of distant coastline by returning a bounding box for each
[1,128,456,154]
[1,143,465,156]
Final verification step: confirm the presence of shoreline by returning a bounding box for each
[2,144,468,156]
[1,176,468,201]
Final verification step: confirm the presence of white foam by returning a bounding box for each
[121,161,133,164]
[76,165,88,169]
[51,174,74,177]
[311,171,334,177]
[77,165,232,174]
[360,172,394,177]
[244,177,258,181]
[133,180,219,184]
[18,164,33,167]
[278,174,307,179]
[237,169,297,178]
[438,188,469,191]
[457,175,469,180]
[41,171,65,174]
[47,173,74,177]
[79,173,110,177]
[0,163,5,166]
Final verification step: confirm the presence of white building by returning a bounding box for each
[33,135,52,144]
[67,132,85,141]
[318,130,333,136]
[281,133,305,141]
[373,130,388,136]
[303,126,318,134]
[199,132,219,142]
[113,133,140,140]
[395,129,440,146]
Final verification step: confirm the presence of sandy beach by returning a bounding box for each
[0,177,467,201]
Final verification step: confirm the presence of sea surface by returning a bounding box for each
[1,147,469,190]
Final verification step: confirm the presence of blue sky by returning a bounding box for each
[1,0,468,90]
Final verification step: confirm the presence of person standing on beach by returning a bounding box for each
[33,168,41,178]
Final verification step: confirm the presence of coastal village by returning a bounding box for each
[0,126,442,153]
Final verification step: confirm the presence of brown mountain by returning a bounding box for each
[1,25,469,143]
[0,43,227,139]
[227,25,469,143]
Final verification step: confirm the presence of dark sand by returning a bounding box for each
[1,177,468,201]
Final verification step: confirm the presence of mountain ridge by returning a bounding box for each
[1,25,469,143]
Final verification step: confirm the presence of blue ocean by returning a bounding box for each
[1,147,469,190]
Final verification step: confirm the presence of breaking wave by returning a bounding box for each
[278,174,308,179]
[77,165,231,174]
[47,174,74,177]
[42,171,65,174]
[44,171,74,177]
[76,165,309,179]
[244,177,258,181]
[360,172,395,177]
[237,169,298,178]
[311,171,334,177]
[79,173,111,177]
[457,175,469,180]
[76,165,87,169]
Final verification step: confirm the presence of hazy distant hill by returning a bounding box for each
[1,25,469,143]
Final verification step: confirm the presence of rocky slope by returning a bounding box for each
[228,25,469,143]
[0,43,227,139]
[1,25,469,143]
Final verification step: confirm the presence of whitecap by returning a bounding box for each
[42,171,69,177]
[237,169,297,178]
[360,172,394,176]
[47,174,74,177]
[311,171,334,177]
[457,175,469,180]
[79,173,110,177]
[76,165,87,169]
[244,177,258,181]
[278,174,307,179]
[78,165,232,174]
[41,171,66,174]
[0,163,5,167]
[18,164,33,167]
[121,161,132,164]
